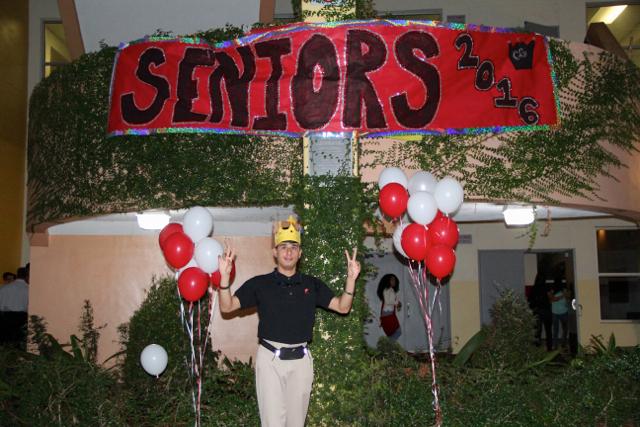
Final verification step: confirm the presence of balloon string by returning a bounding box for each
[175,276,212,427]
[202,288,217,353]
[405,259,442,426]
[425,301,442,427]
[195,301,202,427]
[189,304,198,377]
[177,287,195,375]
[177,286,198,417]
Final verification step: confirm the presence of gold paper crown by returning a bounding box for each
[274,216,301,246]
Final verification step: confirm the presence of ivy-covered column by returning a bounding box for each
[294,175,370,424]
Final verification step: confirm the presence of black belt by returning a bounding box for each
[259,338,308,360]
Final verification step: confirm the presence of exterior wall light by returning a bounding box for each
[503,206,535,226]
[136,211,170,230]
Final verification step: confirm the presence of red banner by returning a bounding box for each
[108,20,559,137]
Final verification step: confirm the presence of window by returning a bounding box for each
[43,21,71,78]
[596,228,640,320]
[586,3,640,67]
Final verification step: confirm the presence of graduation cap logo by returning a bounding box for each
[509,40,535,70]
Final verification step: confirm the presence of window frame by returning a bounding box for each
[595,226,640,322]
[41,19,71,79]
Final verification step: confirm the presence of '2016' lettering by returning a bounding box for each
[454,33,539,125]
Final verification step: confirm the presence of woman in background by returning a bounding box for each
[377,274,401,340]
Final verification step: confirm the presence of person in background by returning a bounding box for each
[377,273,402,340]
[216,216,361,427]
[0,266,29,349]
[549,276,569,350]
[528,273,552,351]
[2,271,16,285]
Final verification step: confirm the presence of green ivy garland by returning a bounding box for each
[27,27,302,229]
[294,175,372,424]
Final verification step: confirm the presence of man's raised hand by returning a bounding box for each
[345,248,361,280]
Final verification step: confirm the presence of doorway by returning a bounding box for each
[478,249,578,352]
[364,252,451,353]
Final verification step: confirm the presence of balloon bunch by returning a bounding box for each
[379,167,463,277]
[159,206,236,301]
[158,206,235,427]
[378,167,464,427]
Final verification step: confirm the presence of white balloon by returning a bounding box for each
[194,238,224,274]
[434,176,464,214]
[183,206,213,242]
[140,344,168,377]
[407,192,438,225]
[392,224,408,258]
[378,167,408,189]
[408,171,437,195]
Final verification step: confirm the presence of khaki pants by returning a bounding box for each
[255,341,313,427]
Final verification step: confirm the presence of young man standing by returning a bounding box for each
[217,216,360,427]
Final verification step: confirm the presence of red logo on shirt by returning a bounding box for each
[304,288,310,295]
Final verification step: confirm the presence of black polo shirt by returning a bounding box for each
[234,269,335,344]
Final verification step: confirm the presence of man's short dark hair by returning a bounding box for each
[3,271,16,281]
[16,267,27,280]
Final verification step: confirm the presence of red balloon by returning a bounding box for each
[425,245,456,280]
[379,183,409,218]
[159,223,183,250]
[178,267,209,302]
[210,261,236,290]
[163,232,194,269]
[401,223,430,261]
[428,216,459,248]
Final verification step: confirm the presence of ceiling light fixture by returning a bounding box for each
[590,5,627,25]
[503,206,535,226]
[136,211,170,230]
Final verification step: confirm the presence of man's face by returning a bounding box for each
[273,241,302,271]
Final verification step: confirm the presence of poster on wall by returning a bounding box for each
[107,20,560,138]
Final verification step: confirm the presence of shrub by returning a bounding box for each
[117,275,259,426]
[471,288,546,369]
[362,337,435,426]
[0,307,124,426]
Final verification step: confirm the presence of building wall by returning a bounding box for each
[369,217,640,352]
[360,125,640,222]
[30,234,272,363]
[0,1,28,275]
[74,0,261,53]
[24,1,639,361]
[28,217,640,362]
[275,0,626,42]
[453,217,640,351]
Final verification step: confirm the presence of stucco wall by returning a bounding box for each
[30,234,271,364]
[453,217,640,351]
[29,216,640,363]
